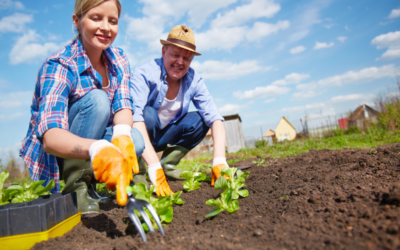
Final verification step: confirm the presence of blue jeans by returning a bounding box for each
[143,106,209,152]
[58,90,145,171]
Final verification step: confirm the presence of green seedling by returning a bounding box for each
[205,189,239,217]
[180,164,210,192]
[279,195,289,199]
[214,167,250,200]
[5,178,55,204]
[252,158,265,166]
[127,183,184,232]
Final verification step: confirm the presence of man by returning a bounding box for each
[130,25,229,196]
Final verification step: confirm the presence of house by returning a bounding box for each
[348,104,379,129]
[188,114,246,157]
[262,129,275,145]
[275,117,297,141]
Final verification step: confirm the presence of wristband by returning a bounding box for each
[112,124,132,140]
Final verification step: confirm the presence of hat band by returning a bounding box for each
[167,38,196,51]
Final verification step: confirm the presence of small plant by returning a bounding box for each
[96,182,115,197]
[0,171,55,204]
[205,189,239,217]
[252,158,265,166]
[368,149,378,155]
[279,195,289,199]
[126,183,184,232]
[180,164,210,192]
[205,167,250,218]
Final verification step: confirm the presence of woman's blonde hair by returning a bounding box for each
[74,0,122,18]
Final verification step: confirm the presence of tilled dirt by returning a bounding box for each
[33,144,400,250]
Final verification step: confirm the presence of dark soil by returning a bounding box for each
[33,144,400,250]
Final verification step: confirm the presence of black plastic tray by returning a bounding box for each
[0,192,78,237]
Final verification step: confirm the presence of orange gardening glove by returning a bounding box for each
[89,140,130,206]
[148,163,174,196]
[211,164,229,187]
[111,124,140,175]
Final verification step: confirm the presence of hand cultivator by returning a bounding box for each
[126,191,165,242]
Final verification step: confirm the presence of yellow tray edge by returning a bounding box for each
[0,212,82,250]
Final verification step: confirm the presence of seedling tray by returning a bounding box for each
[0,192,78,238]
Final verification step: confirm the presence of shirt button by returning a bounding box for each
[159,100,161,103]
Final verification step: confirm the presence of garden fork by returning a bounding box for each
[126,192,165,242]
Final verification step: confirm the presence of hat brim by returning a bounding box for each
[160,39,201,56]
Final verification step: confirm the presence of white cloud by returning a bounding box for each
[330,94,376,103]
[0,91,32,108]
[345,25,350,31]
[388,8,400,19]
[212,0,281,27]
[297,64,396,90]
[0,0,23,9]
[0,112,23,121]
[289,45,306,54]
[272,72,310,86]
[0,100,21,108]
[214,98,224,102]
[371,31,400,60]
[324,23,334,29]
[218,103,240,115]
[233,85,290,100]
[0,13,32,33]
[191,60,269,80]
[140,0,237,28]
[264,98,276,103]
[195,26,247,51]
[246,20,290,42]
[313,41,334,50]
[291,90,319,101]
[9,30,61,65]
[337,36,347,42]
[282,102,325,113]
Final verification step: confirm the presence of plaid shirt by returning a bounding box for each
[19,38,134,193]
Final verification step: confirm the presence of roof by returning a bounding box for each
[263,129,275,137]
[223,114,242,122]
[278,116,296,131]
[348,104,379,121]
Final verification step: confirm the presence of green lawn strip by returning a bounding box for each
[176,130,400,173]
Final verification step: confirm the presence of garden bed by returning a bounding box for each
[32,144,400,250]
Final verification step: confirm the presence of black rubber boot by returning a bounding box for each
[61,159,99,215]
[131,157,149,190]
[160,145,189,180]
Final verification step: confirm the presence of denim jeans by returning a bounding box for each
[143,106,209,152]
[58,89,145,173]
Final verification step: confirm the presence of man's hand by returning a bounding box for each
[148,163,174,196]
[89,140,131,206]
[111,125,139,175]
[211,164,229,186]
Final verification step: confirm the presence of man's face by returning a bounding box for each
[162,44,194,83]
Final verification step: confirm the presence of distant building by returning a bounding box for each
[348,104,379,129]
[275,117,297,141]
[190,114,246,156]
[262,129,275,145]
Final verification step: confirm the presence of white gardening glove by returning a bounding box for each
[148,163,174,196]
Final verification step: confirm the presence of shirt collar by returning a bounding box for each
[76,37,117,75]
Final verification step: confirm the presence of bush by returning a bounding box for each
[344,126,361,135]
[255,139,268,148]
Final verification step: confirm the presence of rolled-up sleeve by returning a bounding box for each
[35,59,73,143]
[192,77,224,127]
[130,67,150,122]
[112,53,134,114]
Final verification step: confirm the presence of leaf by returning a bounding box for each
[236,169,243,178]
[241,171,250,179]
[194,173,207,181]
[205,208,224,218]
[214,176,228,190]
[222,189,233,205]
[132,183,147,195]
[179,171,194,180]
[126,185,133,194]
[28,180,45,192]
[237,189,249,198]
[221,167,236,179]
[159,207,173,223]
[205,198,220,207]
[175,198,184,205]
[36,179,55,196]
[227,200,239,213]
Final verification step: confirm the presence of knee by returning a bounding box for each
[184,112,207,131]
[131,127,145,157]
[86,89,110,120]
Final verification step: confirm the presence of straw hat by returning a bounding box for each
[160,25,201,56]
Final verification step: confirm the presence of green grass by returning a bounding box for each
[176,129,400,173]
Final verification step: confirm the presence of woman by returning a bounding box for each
[19,0,143,214]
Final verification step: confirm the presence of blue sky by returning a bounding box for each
[0,0,400,158]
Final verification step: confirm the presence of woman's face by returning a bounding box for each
[73,0,119,53]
